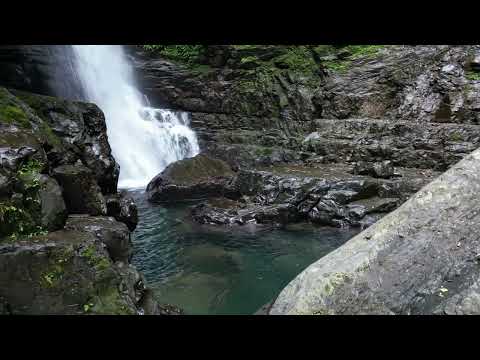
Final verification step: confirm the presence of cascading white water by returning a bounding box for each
[71,45,200,189]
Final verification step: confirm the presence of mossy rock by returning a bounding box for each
[0,230,137,315]
[159,154,234,186]
[0,88,31,129]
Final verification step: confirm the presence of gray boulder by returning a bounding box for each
[270,147,480,315]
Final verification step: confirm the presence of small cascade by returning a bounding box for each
[70,45,199,189]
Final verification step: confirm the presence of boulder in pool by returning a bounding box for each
[146,154,238,203]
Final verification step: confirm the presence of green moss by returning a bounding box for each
[466,70,480,81]
[80,244,112,271]
[346,45,385,59]
[0,88,31,128]
[0,198,45,242]
[189,63,214,76]
[320,45,385,73]
[40,264,64,288]
[142,45,206,65]
[323,60,350,73]
[90,287,135,315]
[240,56,259,64]
[0,159,47,241]
[450,132,464,142]
[324,282,333,295]
[38,121,62,148]
[254,146,274,156]
[232,45,259,50]
[273,46,318,75]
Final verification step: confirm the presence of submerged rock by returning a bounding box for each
[270,148,480,315]
[147,154,237,203]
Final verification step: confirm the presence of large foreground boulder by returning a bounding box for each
[270,148,480,315]
[0,230,138,315]
[146,154,237,203]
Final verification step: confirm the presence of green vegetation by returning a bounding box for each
[41,264,64,288]
[0,159,47,241]
[18,158,44,177]
[89,287,135,315]
[0,88,31,128]
[39,121,62,148]
[83,301,95,313]
[450,132,464,142]
[319,45,385,73]
[273,46,318,75]
[81,244,111,271]
[143,45,206,64]
[466,70,480,81]
[254,146,274,156]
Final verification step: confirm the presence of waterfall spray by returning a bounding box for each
[71,45,199,189]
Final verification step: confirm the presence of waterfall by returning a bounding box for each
[70,45,200,189]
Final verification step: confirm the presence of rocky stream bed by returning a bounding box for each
[1,45,480,314]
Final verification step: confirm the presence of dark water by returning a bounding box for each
[129,190,359,315]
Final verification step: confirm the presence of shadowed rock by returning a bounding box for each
[105,192,138,231]
[53,164,107,216]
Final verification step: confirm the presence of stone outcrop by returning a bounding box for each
[134,45,480,315]
[269,148,480,315]
[188,166,425,228]
[4,45,480,315]
[135,45,480,233]
[0,45,84,100]
[0,85,173,315]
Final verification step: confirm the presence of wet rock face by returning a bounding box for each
[269,148,480,315]
[188,169,409,229]
[147,154,238,203]
[53,164,107,216]
[105,192,138,232]
[318,46,480,123]
[0,46,84,100]
[10,89,119,194]
[0,85,171,315]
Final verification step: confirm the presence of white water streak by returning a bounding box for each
[71,45,199,189]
